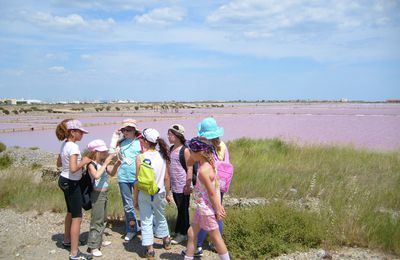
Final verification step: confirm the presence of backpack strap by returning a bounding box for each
[224,148,230,162]
[179,145,188,172]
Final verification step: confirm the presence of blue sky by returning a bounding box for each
[0,0,399,102]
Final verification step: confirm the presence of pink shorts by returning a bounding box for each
[192,211,219,231]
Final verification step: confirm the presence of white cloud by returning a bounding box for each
[48,66,67,73]
[23,11,115,30]
[206,0,400,34]
[134,7,186,26]
[80,54,93,60]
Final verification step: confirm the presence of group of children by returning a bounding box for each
[56,117,231,260]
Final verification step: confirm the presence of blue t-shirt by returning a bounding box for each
[118,138,141,183]
[92,161,109,190]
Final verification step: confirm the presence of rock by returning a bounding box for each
[49,249,56,254]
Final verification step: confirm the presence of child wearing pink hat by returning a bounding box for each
[86,139,120,257]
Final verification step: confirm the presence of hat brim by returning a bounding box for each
[120,124,138,130]
[199,127,224,140]
[96,146,108,152]
[74,128,88,134]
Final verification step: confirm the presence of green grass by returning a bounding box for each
[228,138,400,255]
[0,142,6,153]
[0,154,13,170]
[0,138,399,256]
[224,204,324,259]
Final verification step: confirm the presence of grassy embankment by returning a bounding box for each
[0,139,399,258]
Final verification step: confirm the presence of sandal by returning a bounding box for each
[144,249,155,260]
[163,237,171,250]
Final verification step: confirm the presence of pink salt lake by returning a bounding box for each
[0,103,399,153]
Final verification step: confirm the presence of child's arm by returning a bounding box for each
[183,148,193,195]
[56,155,62,167]
[133,155,141,209]
[164,163,173,204]
[107,159,121,177]
[69,154,92,174]
[199,164,226,220]
[89,154,115,180]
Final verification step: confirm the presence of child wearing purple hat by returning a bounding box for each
[183,137,230,260]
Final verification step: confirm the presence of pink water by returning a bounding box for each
[1,103,399,153]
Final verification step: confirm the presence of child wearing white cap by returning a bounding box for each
[86,139,119,257]
[133,128,173,259]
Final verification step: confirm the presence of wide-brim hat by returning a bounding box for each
[197,117,224,140]
[120,119,138,130]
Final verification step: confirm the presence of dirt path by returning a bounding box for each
[0,209,398,260]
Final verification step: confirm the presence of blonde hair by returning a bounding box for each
[198,150,215,170]
[211,138,222,156]
[87,151,97,160]
[55,119,73,141]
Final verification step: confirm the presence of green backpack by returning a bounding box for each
[137,154,160,195]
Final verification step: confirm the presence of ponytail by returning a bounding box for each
[157,138,171,164]
[55,119,72,141]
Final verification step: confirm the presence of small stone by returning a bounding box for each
[49,249,56,254]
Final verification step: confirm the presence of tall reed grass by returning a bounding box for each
[0,138,399,256]
[228,138,400,255]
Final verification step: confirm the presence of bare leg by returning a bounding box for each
[70,217,82,256]
[64,213,72,243]
[185,223,201,257]
[208,229,228,255]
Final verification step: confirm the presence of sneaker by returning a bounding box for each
[101,241,112,247]
[208,242,216,252]
[163,237,172,250]
[63,240,83,248]
[88,248,102,257]
[144,249,155,260]
[195,247,204,257]
[124,232,137,241]
[171,234,187,245]
[69,251,93,260]
[181,247,203,257]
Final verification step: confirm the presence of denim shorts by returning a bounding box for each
[58,176,83,218]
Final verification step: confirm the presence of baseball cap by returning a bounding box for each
[87,139,108,152]
[66,119,89,134]
[169,124,185,135]
[142,128,160,143]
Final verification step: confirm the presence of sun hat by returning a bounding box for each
[88,139,108,152]
[197,117,224,140]
[142,128,160,143]
[169,124,185,135]
[120,118,138,130]
[66,119,89,134]
[187,137,214,152]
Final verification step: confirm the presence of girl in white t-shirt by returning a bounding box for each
[56,119,92,260]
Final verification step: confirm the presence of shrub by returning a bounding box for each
[3,109,10,115]
[0,154,13,169]
[31,163,42,170]
[224,203,324,259]
[0,142,6,153]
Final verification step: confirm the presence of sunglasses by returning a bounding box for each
[121,128,134,133]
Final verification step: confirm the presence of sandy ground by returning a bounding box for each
[1,209,399,260]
